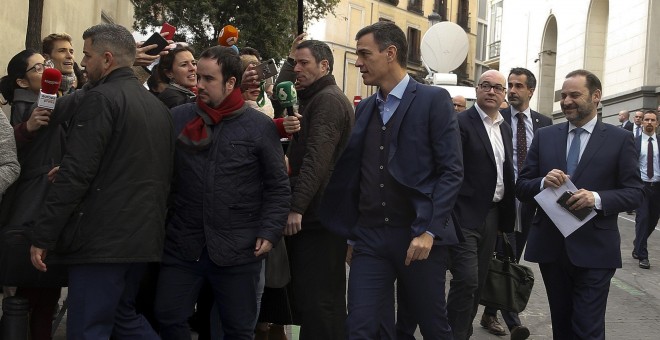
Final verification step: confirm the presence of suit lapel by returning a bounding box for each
[555,123,569,173]
[500,122,513,165]
[500,108,512,126]
[469,108,496,166]
[572,121,607,181]
[531,111,542,131]
[387,80,416,162]
[347,96,377,153]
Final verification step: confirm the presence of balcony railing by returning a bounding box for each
[488,41,501,59]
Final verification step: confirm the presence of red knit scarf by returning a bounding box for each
[178,87,245,148]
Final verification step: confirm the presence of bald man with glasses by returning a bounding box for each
[453,95,467,112]
[446,70,516,339]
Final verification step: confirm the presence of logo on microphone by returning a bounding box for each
[277,87,297,102]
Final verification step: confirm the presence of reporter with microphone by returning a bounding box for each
[0,49,49,126]
[19,67,62,136]
[274,38,354,339]
[0,49,67,340]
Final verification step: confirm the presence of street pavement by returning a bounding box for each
[29,213,660,339]
[467,212,660,340]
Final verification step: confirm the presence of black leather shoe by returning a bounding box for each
[480,313,506,336]
[633,251,639,259]
[510,325,530,340]
[640,259,650,269]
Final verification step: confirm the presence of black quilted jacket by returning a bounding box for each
[166,102,290,266]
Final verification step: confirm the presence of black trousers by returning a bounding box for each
[447,206,499,340]
[286,225,347,340]
[633,182,660,260]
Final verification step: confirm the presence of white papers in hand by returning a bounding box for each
[533,179,597,237]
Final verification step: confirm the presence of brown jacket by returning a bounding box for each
[286,75,354,226]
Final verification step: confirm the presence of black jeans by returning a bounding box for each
[67,263,159,340]
[287,226,347,340]
[154,247,261,340]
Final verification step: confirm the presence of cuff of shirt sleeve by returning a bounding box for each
[425,230,435,238]
[593,192,602,210]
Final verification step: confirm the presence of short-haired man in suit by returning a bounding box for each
[516,69,643,339]
[445,69,516,340]
[479,67,551,339]
[633,110,645,138]
[453,95,467,112]
[319,21,463,338]
[618,110,634,130]
[632,110,660,269]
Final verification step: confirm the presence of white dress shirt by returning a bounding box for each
[475,104,506,202]
[639,132,660,182]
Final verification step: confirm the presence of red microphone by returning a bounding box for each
[38,68,62,109]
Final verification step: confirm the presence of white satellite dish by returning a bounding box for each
[421,21,469,73]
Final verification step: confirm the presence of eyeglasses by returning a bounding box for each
[25,63,46,74]
[478,83,505,94]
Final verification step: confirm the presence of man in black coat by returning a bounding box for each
[446,70,516,340]
[618,110,634,130]
[29,24,174,339]
[480,67,551,339]
[632,110,660,269]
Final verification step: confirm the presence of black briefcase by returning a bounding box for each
[0,225,68,287]
[479,235,534,313]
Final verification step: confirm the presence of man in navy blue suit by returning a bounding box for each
[480,67,551,339]
[516,69,643,339]
[632,110,660,269]
[319,21,463,339]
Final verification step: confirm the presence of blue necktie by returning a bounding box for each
[566,128,585,176]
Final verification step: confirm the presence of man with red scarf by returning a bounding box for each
[153,46,290,339]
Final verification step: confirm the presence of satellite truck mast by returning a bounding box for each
[421,21,469,86]
[421,21,475,106]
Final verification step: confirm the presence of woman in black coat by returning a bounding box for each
[0,49,72,340]
[0,49,43,125]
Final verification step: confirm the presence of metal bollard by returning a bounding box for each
[1,296,29,340]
